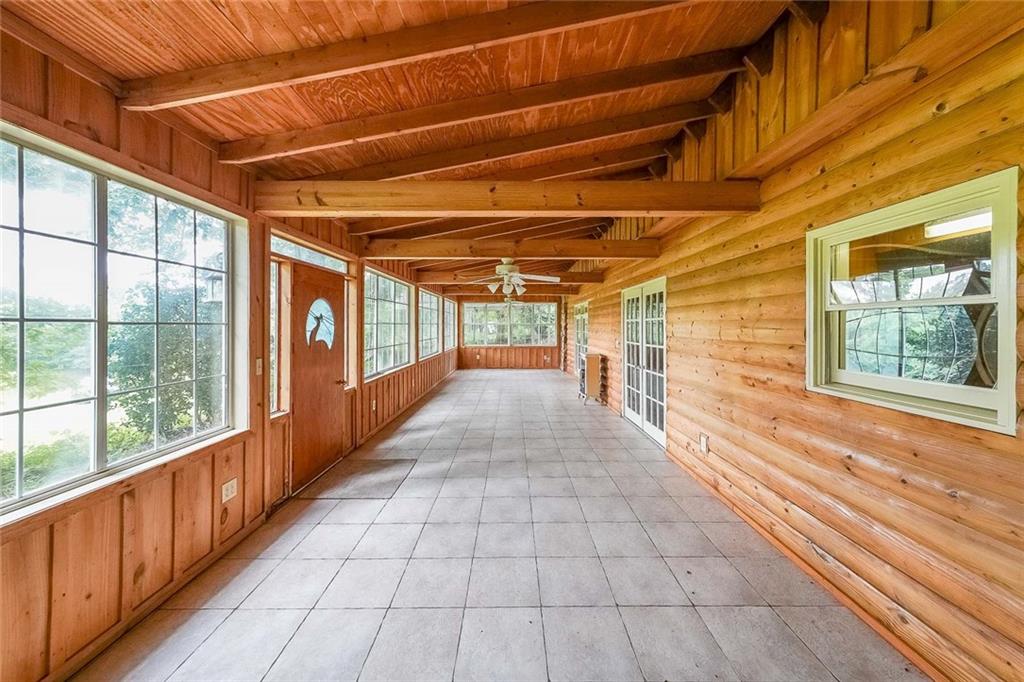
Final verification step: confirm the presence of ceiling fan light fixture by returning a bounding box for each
[513,283,525,296]
[487,282,500,293]
[502,282,513,295]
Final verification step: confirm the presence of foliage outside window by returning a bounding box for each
[363,269,411,379]
[418,290,440,359]
[462,302,557,346]
[270,234,347,273]
[1,139,232,508]
[806,168,1018,434]
[443,298,456,350]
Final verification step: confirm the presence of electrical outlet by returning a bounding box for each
[371,399,377,411]
[698,433,709,454]
[221,477,238,503]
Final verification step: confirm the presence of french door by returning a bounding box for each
[622,279,667,446]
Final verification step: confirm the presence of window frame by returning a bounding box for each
[443,298,457,350]
[1,128,245,512]
[574,302,589,377]
[417,289,441,359]
[806,168,1018,435]
[362,268,413,381]
[461,301,558,347]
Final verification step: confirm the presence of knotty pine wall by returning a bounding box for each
[566,5,1024,681]
[456,295,563,369]
[0,33,454,682]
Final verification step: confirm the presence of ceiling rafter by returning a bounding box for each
[303,102,715,181]
[218,49,744,163]
[119,2,681,110]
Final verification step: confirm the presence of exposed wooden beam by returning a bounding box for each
[363,238,660,260]
[404,218,604,241]
[120,2,680,111]
[787,1,830,26]
[742,25,776,78]
[255,179,760,218]
[443,284,580,296]
[307,102,715,181]
[708,75,736,114]
[418,270,604,284]
[220,50,744,163]
[473,143,669,181]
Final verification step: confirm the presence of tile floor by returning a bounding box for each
[75,370,927,682]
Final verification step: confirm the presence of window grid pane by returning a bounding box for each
[418,290,440,358]
[2,140,233,509]
[364,270,411,379]
[461,302,557,347]
[443,299,456,350]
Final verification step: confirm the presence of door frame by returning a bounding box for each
[620,277,667,446]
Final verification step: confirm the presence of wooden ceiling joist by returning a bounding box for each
[255,179,760,218]
[218,49,744,164]
[418,270,604,285]
[442,284,580,296]
[362,238,660,260]
[306,102,716,181]
[119,2,680,111]
[415,218,607,241]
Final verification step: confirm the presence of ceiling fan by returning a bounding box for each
[469,258,560,296]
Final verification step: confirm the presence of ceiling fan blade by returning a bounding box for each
[519,273,561,283]
[466,275,501,284]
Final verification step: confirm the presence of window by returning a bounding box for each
[271,234,346,273]
[443,298,457,350]
[806,168,1018,434]
[462,302,557,346]
[363,269,411,378]
[418,290,440,358]
[1,138,235,508]
[269,261,280,413]
[574,302,589,377]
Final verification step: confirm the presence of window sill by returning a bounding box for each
[806,381,1015,436]
[363,361,414,385]
[419,351,441,361]
[1,427,252,528]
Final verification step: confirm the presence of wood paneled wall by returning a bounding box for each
[565,6,1024,680]
[0,32,456,682]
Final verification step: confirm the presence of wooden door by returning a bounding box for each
[290,263,348,489]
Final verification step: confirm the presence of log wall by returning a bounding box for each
[565,5,1024,680]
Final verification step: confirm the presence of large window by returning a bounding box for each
[463,302,557,346]
[807,168,1018,434]
[1,138,234,508]
[443,298,457,350]
[363,269,411,378]
[418,290,440,358]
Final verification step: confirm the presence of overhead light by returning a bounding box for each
[487,282,500,293]
[502,281,513,295]
[924,208,992,238]
[513,283,525,296]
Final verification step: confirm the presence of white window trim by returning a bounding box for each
[0,123,249,514]
[805,167,1018,435]
[362,267,413,381]
[443,298,457,351]
[461,301,559,347]
[417,289,441,360]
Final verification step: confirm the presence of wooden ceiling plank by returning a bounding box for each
[362,238,660,260]
[306,102,714,181]
[471,142,669,181]
[418,270,604,284]
[218,49,744,163]
[254,179,761,218]
[119,2,681,110]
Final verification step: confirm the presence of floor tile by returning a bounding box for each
[484,477,529,497]
[480,496,532,522]
[448,462,489,478]
[455,608,547,682]
[542,607,643,681]
[698,606,835,681]
[288,524,367,559]
[537,557,613,606]
[613,475,667,496]
[238,559,341,609]
[440,477,487,497]
[349,524,423,558]
[475,522,535,557]
[588,522,659,557]
[428,497,483,523]
[643,522,720,557]
[225,523,313,560]
[414,523,478,558]
[168,609,306,681]
[666,557,765,606]
[264,609,384,681]
[534,523,597,557]
[466,558,540,607]
[393,558,472,607]
[698,522,781,557]
[673,495,738,522]
[320,498,386,524]
[393,477,444,498]
[531,497,584,522]
[408,460,453,478]
[488,461,527,478]
[571,476,620,496]
[316,558,406,608]
[74,609,229,682]
[375,497,435,523]
[627,496,689,522]
[579,496,637,522]
[528,461,569,477]
[731,557,837,605]
[529,477,576,497]
[164,558,279,609]
[266,498,338,525]
[621,606,738,681]
[601,557,689,606]
[360,608,463,681]
[777,606,928,681]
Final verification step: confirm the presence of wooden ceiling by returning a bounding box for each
[4,0,786,286]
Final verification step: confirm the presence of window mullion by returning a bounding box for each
[95,176,108,472]
[14,144,25,500]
